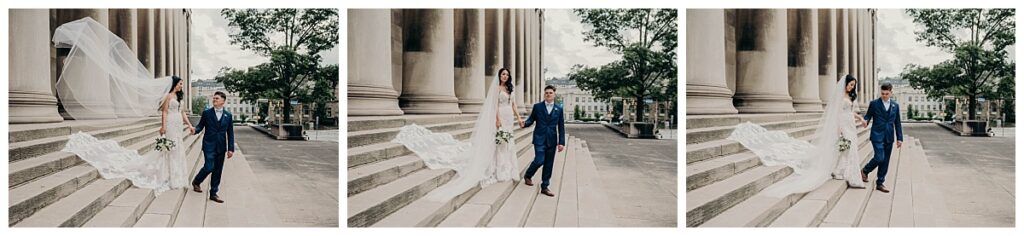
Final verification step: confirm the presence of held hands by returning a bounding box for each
[518,118,525,128]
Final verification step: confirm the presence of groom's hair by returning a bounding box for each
[881,83,892,91]
[214,91,227,100]
[544,85,557,92]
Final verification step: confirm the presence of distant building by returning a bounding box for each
[880,78,944,120]
[546,78,609,121]
[191,79,256,121]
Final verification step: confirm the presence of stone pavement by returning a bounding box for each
[228,127,339,227]
[903,123,1015,227]
[565,124,677,227]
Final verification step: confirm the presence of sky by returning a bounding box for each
[189,9,339,81]
[875,9,1015,79]
[542,9,621,80]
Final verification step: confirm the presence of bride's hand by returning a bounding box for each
[496,119,501,129]
[159,126,166,135]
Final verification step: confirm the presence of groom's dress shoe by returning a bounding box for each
[541,189,555,197]
[192,183,203,193]
[876,185,890,193]
[525,178,534,186]
[209,195,225,203]
[861,171,869,183]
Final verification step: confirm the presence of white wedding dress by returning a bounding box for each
[63,99,190,195]
[392,74,520,201]
[53,17,187,195]
[728,79,864,197]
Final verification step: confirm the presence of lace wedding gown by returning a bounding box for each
[728,79,864,197]
[63,98,189,195]
[392,75,519,201]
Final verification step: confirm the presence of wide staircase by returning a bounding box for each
[347,115,615,227]
[9,117,205,227]
[686,113,877,227]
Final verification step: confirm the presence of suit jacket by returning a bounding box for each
[194,108,235,153]
[523,102,566,147]
[863,98,903,143]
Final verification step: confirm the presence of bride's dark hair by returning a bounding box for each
[843,74,857,102]
[170,76,183,102]
[498,67,513,95]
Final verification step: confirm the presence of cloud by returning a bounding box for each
[542,9,619,79]
[876,9,1015,78]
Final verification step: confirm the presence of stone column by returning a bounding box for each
[165,10,174,77]
[724,9,737,92]
[454,9,486,113]
[538,10,544,100]
[348,9,403,116]
[686,9,737,115]
[137,9,155,76]
[516,9,527,112]
[399,9,461,114]
[391,10,404,96]
[109,9,137,53]
[523,10,534,112]
[503,9,521,111]
[484,9,504,90]
[836,9,847,78]
[51,9,116,119]
[788,9,821,112]
[859,10,868,109]
[818,9,837,107]
[733,9,794,113]
[10,9,63,123]
[849,10,860,106]
[155,9,165,77]
[532,10,541,105]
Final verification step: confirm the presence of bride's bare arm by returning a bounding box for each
[160,94,170,135]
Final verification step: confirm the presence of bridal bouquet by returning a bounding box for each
[837,135,851,152]
[154,137,176,152]
[495,130,513,144]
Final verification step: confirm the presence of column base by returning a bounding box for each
[733,94,795,113]
[9,90,64,124]
[399,95,462,114]
[686,85,738,115]
[349,84,404,116]
[792,99,824,113]
[458,99,483,114]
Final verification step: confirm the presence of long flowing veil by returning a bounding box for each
[728,78,847,197]
[52,17,171,119]
[392,72,502,201]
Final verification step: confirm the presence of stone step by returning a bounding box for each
[436,136,540,226]
[686,113,823,130]
[8,117,160,143]
[8,121,162,163]
[347,120,476,149]
[483,138,571,227]
[348,127,532,196]
[347,127,473,168]
[572,139,616,226]
[9,125,161,188]
[686,118,820,144]
[819,138,906,227]
[12,177,132,227]
[700,129,872,227]
[83,134,203,227]
[686,124,819,164]
[523,137,571,227]
[347,168,456,227]
[348,114,479,132]
[371,134,535,227]
[685,164,792,227]
[136,132,207,227]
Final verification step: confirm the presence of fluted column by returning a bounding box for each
[503,9,520,111]
[165,10,173,77]
[155,9,165,77]
[523,10,534,112]
[170,10,178,77]
[836,9,848,78]
[859,10,868,109]
[137,9,155,76]
[515,9,527,112]
[532,11,541,105]
[733,9,794,113]
[849,10,860,106]
[51,9,116,119]
[348,9,403,116]
[10,9,63,123]
[818,9,837,108]
[390,10,404,96]
[788,9,821,112]
[484,9,504,90]
[399,9,460,114]
[454,9,485,113]
[538,10,544,100]
[686,9,737,115]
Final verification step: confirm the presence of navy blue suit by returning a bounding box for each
[522,102,566,189]
[192,108,235,196]
[861,98,903,186]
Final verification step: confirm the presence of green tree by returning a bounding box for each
[191,96,208,115]
[569,9,677,122]
[902,9,1015,120]
[216,8,339,124]
[573,104,581,120]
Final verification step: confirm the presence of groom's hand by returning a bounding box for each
[896,141,902,148]
[227,151,234,159]
[557,145,564,152]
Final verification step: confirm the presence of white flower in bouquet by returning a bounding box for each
[154,136,176,152]
[837,134,851,152]
[495,130,513,144]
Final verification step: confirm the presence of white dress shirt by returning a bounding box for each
[882,99,891,111]
[545,102,554,114]
[215,107,224,121]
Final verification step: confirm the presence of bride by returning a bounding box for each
[392,68,525,201]
[55,17,193,194]
[729,74,867,197]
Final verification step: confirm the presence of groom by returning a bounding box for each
[190,91,235,203]
[520,85,566,197]
[861,83,903,193]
